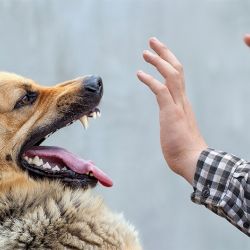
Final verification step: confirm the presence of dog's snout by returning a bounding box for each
[84,75,103,94]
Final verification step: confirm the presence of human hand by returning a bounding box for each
[137,37,207,184]
[244,34,250,47]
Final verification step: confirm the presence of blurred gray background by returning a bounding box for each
[1,0,250,249]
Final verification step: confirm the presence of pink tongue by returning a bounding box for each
[24,146,113,187]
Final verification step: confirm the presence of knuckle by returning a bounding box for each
[156,85,168,96]
[146,74,154,81]
[173,63,183,72]
[146,54,154,63]
[172,70,181,78]
[151,55,160,66]
[159,46,168,58]
[158,85,167,92]
[146,75,154,82]
[160,43,168,51]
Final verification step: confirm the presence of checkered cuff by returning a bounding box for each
[191,148,250,236]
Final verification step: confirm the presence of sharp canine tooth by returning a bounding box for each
[79,115,89,129]
[93,112,97,119]
[24,156,29,161]
[89,172,94,176]
[97,111,101,117]
[62,167,67,171]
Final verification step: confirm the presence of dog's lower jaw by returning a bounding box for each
[0,178,142,250]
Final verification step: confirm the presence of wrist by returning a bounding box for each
[165,147,207,185]
[181,149,205,184]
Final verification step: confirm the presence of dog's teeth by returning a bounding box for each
[86,171,93,176]
[28,158,33,164]
[92,112,97,119]
[37,158,43,166]
[33,156,42,166]
[62,167,67,171]
[97,110,101,117]
[52,165,60,171]
[79,115,89,129]
[45,132,52,139]
[43,162,51,169]
[24,156,29,161]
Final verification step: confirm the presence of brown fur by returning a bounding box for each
[0,72,142,249]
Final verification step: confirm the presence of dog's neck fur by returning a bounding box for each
[0,72,142,249]
[0,173,142,250]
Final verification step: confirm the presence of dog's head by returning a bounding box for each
[0,72,112,189]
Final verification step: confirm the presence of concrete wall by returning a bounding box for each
[0,0,250,249]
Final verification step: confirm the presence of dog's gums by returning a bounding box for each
[19,107,113,189]
[6,74,114,190]
[0,72,141,249]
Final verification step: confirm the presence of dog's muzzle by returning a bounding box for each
[18,75,112,189]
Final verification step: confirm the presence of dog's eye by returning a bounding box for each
[14,91,38,109]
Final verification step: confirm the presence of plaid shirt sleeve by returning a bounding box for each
[191,148,250,236]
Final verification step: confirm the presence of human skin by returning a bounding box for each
[244,34,250,46]
[137,34,250,184]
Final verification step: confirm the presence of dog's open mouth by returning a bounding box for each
[18,108,113,189]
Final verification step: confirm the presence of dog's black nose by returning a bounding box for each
[84,75,103,94]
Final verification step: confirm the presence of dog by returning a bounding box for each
[0,72,142,249]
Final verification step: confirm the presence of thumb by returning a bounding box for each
[244,34,250,47]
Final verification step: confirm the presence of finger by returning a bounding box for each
[149,37,183,71]
[143,50,177,79]
[244,34,250,47]
[143,50,184,104]
[137,70,173,104]
[137,70,163,94]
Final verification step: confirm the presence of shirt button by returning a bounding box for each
[243,222,250,229]
[201,186,210,199]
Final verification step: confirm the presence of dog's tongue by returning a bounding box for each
[25,146,113,187]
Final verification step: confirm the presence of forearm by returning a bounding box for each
[138,35,250,237]
[175,149,204,184]
[191,148,250,236]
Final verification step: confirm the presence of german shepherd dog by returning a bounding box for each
[0,72,141,249]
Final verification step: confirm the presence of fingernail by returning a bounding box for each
[143,50,151,55]
[151,37,158,41]
[137,70,143,75]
